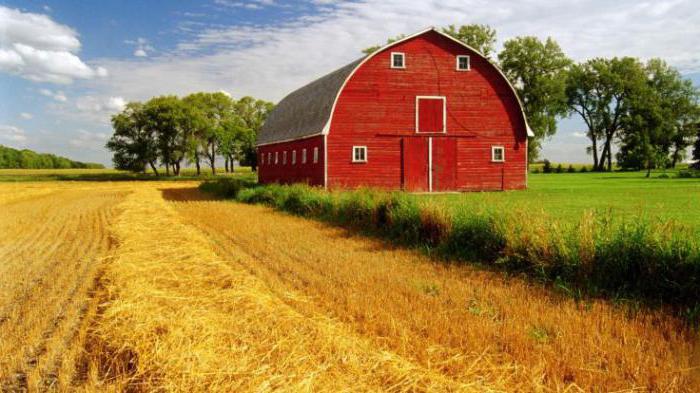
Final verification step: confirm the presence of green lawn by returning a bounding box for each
[425,170,700,232]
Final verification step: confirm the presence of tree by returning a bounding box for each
[107,102,160,175]
[142,96,189,176]
[693,124,700,169]
[362,34,406,55]
[186,92,235,175]
[441,24,497,59]
[234,96,274,170]
[616,59,699,172]
[181,94,209,175]
[498,37,571,161]
[566,57,647,171]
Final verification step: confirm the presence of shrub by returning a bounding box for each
[542,160,552,173]
[567,165,576,173]
[532,168,541,174]
[579,166,588,173]
[555,164,564,173]
[678,170,695,178]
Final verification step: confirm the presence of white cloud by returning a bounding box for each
[69,129,109,150]
[134,48,147,57]
[42,5,51,13]
[19,112,33,119]
[39,88,67,102]
[214,0,277,10]
[0,124,27,144]
[126,37,154,58]
[572,131,587,138]
[0,6,107,84]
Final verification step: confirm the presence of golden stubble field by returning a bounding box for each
[0,180,698,392]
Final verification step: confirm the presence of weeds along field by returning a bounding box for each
[1,176,699,391]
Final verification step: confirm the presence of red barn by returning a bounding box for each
[257,27,533,191]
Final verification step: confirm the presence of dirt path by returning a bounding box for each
[165,186,698,392]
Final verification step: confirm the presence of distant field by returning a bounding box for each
[426,170,700,232]
[0,167,253,182]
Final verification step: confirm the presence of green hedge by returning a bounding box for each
[200,178,700,321]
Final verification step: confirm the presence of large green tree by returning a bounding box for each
[107,102,160,175]
[234,96,274,170]
[441,24,496,59]
[566,57,647,171]
[498,36,571,161]
[693,124,700,169]
[186,92,235,175]
[142,96,189,176]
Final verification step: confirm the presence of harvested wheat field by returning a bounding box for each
[1,181,698,392]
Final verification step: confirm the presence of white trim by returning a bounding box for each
[257,133,319,147]
[292,150,296,165]
[302,148,307,164]
[283,150,287,165]
[491,145,505,162]
[318,27,534,138]
[274,151,278,164]
[428,137,433,192]
[456,55,470,71]
[267,152,271,165]
[313,146,319,164]
[352,146,368,163]
[323,136,327,187]
[415,96,447,133]
[390,52,405,69]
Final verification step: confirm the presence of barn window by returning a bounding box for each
[456,55,470,71]
[283,151,287,165]
[491,146,505,162]
[292,150,296,165]
[391,52,405,69]
[313,147,319,164]
[267,152,271,164]
[275,152,279,164]
[302,148,307,164]
[352,146,367,163]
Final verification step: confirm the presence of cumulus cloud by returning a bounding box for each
[0,6,107,84]
[19,112,33,119]
[39,88,67,102]
[69,129,109,150]
[572,131,587,138]
[0,124,27,144]
[91,0,700,106]
[126,37,154,58]
[75,95,126,113]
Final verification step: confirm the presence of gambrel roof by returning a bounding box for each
[257,27,534,146]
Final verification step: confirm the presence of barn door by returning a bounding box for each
[401,138,429,191]
[432,138,456,191]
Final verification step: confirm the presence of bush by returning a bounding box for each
[678,170,696,178]
[567,165,576,173]
[532,168,541,174]
[579,166,588,173]
[555,164,564,173]
[542,160,552,173]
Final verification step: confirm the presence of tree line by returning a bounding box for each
[0,145,104,169]
[368,25,700,172]
[106,92,274,176]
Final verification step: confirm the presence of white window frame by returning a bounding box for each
[352,146,367,163]
[415,96,447,134]
[390,52,405,69]
[302,148,307,164]
[283,151,287,165]
[456,55,470,71]
[313,147,319,164]
[491,146,505,162]
[267,152,271,164]
[274,151,278,164]
[292,150,296,165]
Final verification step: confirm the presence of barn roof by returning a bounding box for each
[257,57,364,145]
[258,27,534,146]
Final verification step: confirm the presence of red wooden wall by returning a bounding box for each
[257,135,324,186]
[326,30,527,191]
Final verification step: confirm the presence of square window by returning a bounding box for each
[456,55,470,71]
[391,52,405,69]
[352,146,367,163]
[292,150,296,165]
[491,146,505,162]
[275,152,278,164]
[302,148,307,164]
[313,147,319,164]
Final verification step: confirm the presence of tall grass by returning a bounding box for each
[201,178,700,319]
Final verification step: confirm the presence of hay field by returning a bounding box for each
[1,180,698,391]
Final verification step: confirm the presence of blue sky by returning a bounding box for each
[1,0,699,165]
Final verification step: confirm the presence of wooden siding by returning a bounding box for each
[326,30,527,191]
[257,135,325,186]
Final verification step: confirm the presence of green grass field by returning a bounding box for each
[426,170,700,232]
